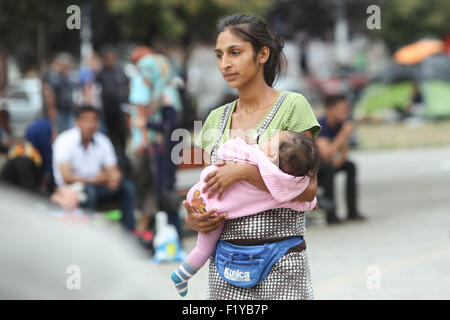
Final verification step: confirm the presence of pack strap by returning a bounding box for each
[210,91,288,164]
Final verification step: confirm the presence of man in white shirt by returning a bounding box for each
[52,105,136,231]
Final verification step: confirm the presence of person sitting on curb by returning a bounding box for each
[52,105,136,232]
[316,94,365,224]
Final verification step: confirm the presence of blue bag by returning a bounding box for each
[215,237,303,288]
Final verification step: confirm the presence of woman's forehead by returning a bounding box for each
[215,29,250,50]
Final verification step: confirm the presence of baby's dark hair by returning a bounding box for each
[278,132,320,177]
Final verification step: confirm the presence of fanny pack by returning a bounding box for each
[215,236,303,288]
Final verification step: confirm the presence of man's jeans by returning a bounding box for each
[317,160,358,221]
[82,180,136,231]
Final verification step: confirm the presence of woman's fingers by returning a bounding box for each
[198,208,220,222]
[183,200,191,210]
[183,200,195,214]
[214,159,225,166]
[200,207,218,219]
[207,183,220,198]
[183,199,226,233]
[202,176,217,193]
[200,213,227,234]
[204,171,216,183]
[217,187,225,200]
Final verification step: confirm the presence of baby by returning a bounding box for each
[171,130,320,296]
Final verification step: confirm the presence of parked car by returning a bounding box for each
[0,77,43,138]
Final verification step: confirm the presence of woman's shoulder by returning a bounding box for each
[278,90,321,137]
[203,99,236,124]
[282,91,311,108]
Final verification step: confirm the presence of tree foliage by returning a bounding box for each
[106,0,275,44]
[0,0,87,71]
[1,0,449,73]
[370,0,450,51]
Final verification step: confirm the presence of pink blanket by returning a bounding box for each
[186,137,316,219]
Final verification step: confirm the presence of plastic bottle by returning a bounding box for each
[152,211,186,263]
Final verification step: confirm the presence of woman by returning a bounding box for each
[129,47,184,239]
[184,14,321,299]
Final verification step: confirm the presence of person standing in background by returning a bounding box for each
[79,53,102,108]
[45,53,78,133]
[129,47,183,240]
[96,47,131,178]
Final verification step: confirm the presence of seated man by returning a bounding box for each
[52,105,136,231]
[316,94,365,224]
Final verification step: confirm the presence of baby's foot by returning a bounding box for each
[171,271,189,297]
[171,263,197,297]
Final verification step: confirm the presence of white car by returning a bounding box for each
[0,77,43,138]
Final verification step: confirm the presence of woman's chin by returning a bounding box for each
[226,82,240,89]
[224,78,241,88]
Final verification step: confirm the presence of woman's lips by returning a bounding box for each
[224,73,238,80]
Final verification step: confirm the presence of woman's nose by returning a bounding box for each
[220,55,231,70]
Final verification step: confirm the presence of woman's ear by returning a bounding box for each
[258,46,270,64]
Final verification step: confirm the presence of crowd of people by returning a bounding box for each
[0,45,188,246]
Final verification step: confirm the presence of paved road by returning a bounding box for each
[2,146,449,299]
[306,146,450,300]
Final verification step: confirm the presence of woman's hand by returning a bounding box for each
[183,201,227,234]
[201,163,245,200]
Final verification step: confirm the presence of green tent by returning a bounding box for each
[354,81,414,115]
[422,80,450,118]
[355,80,450,119]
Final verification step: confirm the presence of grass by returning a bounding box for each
[356,119,450,150]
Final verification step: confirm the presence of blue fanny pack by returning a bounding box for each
[215,236,303,288]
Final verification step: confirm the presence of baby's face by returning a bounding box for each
[258,131,289,163]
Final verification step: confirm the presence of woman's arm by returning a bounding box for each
[291,174,317,202]
[184,149,227,234]
[237,163,269,192]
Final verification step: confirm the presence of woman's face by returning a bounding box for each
[215,28,260,89]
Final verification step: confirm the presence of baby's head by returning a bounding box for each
[259,131,320,177]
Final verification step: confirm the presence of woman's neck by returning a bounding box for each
[236,74,278,114]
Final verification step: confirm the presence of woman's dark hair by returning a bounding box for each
[216,13,286,87]
[278,132,320,178]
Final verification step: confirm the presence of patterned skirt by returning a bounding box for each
[206,208,314,300]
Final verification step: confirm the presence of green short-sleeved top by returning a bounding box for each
[195,91,321,155]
